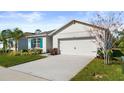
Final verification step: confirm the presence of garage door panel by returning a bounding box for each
[59,38,97,56]
[75,39,97,56]
[60,40,74,55]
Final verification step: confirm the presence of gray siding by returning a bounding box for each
[18,37,28,50]
[46,36,52,52]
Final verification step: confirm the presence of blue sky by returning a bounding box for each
[0,11,97,32]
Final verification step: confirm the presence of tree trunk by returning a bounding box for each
[17,40,18,51]
[104,50,108,64]
[104,30,110,64]
[3,39,7,53]
[15,40,18,51]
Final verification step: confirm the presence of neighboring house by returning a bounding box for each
[8,32,34,51]
[0,39,14,50]
[0,32,33,51]
[18,32,34,51]
[27,20,106,56]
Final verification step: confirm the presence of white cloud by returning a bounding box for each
[0,11,96,32]
[0,13,67,32]
[0,11,45,23]
[17,12,44,23]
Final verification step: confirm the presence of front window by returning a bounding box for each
[37,38,40,47]
[31,37,41,48]
[32,38,36,48]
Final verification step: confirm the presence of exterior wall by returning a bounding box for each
[7,39,15,50]
[28,38,31,49]
[0,41,3,49]
[42,37,47,53]
[46,36,52,52]
[18,37,28,50]
[53,23,98,48]
[0,41,15,50]
[27,37,47,53]
[10,40,15,50]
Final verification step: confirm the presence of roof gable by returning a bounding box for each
[49,20,107,36]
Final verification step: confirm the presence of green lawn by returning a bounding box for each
[0,55,45,67]
[71,58,124,81]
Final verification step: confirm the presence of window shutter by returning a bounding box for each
[31,38,33,48]
[40,38,43,48]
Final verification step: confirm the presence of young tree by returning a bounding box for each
[12,28,23,51]
[1,29,12,52]
[89,12,124,64]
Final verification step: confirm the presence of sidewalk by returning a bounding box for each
[0,66,47,81]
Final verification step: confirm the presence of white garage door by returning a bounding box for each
[59,38,97,56]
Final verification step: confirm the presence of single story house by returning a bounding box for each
[0,20,106,56]
[27,20,105,56]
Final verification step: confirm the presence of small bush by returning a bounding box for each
[28,50,33,55]
[21,49,28,53]
[97,48,104,59]
[0,49,13,55]
[0,49,4,54]
[21,52,29,56]
[30,48,43,55]
[107,50,113,58]
[35,49,43,54]
[8,51,21,56]
[112,49,124,57]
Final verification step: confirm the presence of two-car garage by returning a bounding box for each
[59,37,97,56]
[50,20,101,56]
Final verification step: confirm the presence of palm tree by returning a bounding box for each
[1,29,12,52]
[12,28,23,51]
[0,32,2,41]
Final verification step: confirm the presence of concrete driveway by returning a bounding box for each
[0,66,46,81]
[10,55,95,81]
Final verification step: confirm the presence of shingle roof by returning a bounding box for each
[26,29,55,38]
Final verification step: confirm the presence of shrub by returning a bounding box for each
[21,52,29,56]
[35,49,43,54]
[0,49,4,54]
[21,49,28,53]
[0,49,13,55]
[97,48,104,59]
[28,50,33,55]
[30,48,43,55]
[8,51,21,56]
[107,50,113,58]
[112,48,124,57]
